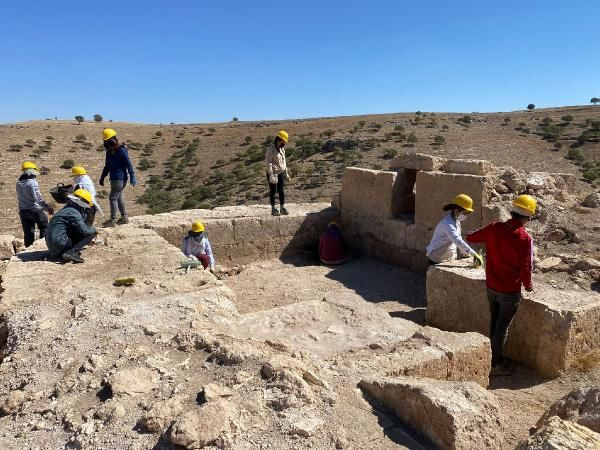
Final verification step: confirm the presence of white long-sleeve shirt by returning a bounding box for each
[426,212,476,263]
[71,174,102,214]
[181,235,215,270]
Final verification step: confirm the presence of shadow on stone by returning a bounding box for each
[389,308,426,325]
[15,250,53,263]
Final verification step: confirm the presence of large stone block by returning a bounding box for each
[232,217,279,243]
[203,219,235,245]
[390,153,445,171]
[426,262,600,377]
[373,171,402,220]
[415,171,487,232]
[406,223,417,250]
[340,167,377,218]
[359,377,503,450]
[536,386,600,433]
[0,235,15,260]
[441,159,495,176]
[383,219,407,248]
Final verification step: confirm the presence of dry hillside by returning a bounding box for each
[0,105,599,235]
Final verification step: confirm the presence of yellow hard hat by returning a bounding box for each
[277,130,289,142]
[511,194,537,217]
[21,161,39,172]
[450,194,474,212]
[73,188,93,206]
[71,166,87,176]
[191,221,205,233]
[103,128,117,141]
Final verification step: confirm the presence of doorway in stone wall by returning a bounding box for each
[393,168,417,222]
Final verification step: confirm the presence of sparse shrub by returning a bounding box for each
[208,127,216,133]
[541,117,553,126]
[561,115,574,124]
[383,148,398,159]
[138,158,156,171]
[554,142,563,150]
[74,134,87,143]
[407,133,418,145]
[46,136,54,141]
[322,130,334,138]
[583,169,599,181]
[591,121,600,131]
[527,104,535,111]
[434,135,446,145]
[522,127,531,134]
[442,124,449,131]
[244,136,252,144]
[155,131,162,137]
[567,148,585,162]
[8,144,23,152]
[576,131,592,146]
[368,123,382,132]
[458,115,473,125]
[394,124,405,132]
[25,139,36,147]
[357,120,366,128]
[39,166,50,175]
[542,125,562,141]
[61,159,75,169]
[75,115,84,125]
[503,117,511,124]
[82,142,93,150]
[93,114,103,122]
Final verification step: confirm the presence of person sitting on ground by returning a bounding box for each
[265,130,291,216]
[425,194,483,266]
[319,222,346,265]
[70,166,102,225]
[46,189,98,263]
[16,161,54,247]
[99,128,136,227]
[467,194,536,376]
[181,221,215,273]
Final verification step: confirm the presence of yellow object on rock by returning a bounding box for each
[113,277,135,286]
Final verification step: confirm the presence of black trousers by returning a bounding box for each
[19,209,49,247]
[487,288,521,366]
[267,172,285,207]
[64,233,97,254]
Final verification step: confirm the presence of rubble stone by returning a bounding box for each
[110,367,159,397]
[517,416,600,450]
[170,399,232,449]
[359,377,503,450]
[537,386,600,433]
[582,192,600,208]
[0,235,15,260]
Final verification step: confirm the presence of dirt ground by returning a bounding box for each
[223,257,600,448]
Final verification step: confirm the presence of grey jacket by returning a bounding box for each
[16,175,50,212]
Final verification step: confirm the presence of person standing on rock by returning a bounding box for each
[181,221,215,273]
[426,194,484,266]
[265,130,291,216]
[99,128,136,227]
[16,161,54,247]
[467,194,536,376]
[46,189,98,263]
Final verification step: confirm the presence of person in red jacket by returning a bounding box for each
[467,194,536,375]
[319,222,345,265]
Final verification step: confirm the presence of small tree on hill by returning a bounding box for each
[75,115,84,125]
[61,159,75,169]
[232,117,239,121]
[434,135,446,145]
[591,98,599,105]
[407,133,418,145]
[527,104,535,111]
[93,114,103,122]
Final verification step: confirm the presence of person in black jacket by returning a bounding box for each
[99,128,136,227]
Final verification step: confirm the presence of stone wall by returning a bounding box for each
[426,262,600,377]
[129,203,337,265]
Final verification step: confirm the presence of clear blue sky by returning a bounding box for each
[2,1,599,123]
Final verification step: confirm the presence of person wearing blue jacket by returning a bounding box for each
[99,128,136,227]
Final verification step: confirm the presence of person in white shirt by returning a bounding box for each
[181,221,215,273]
[426,194,483,266]
[70,166,102,225]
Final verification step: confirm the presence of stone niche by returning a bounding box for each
[426,262,600,377]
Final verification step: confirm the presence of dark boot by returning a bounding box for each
[103,218,117,228]
[117,216,129,225]
[271,207,280,216]
[280,206,289,216]
[62,250,84,263]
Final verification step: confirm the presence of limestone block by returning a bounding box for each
[517,416,600,450]
[0,235,15,260]
[537,386,600,433]
[373,171,402,220]
[383,219,407,248]
[406,223,416,250]
[340,167,377,217]
[441,159,494,176]
[426,262,600,377]
[415,171,487,232]
[233,217,279,243]
[415,225,433,253]
[359,377,503,450]
[390,153,445,171]
[203,219,235,245]
[170,399,232,448]
[278,215,306,238]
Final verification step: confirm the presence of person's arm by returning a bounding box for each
[446,221,476,256]
[520,235,534,291]
[466,223,491,244]
[181,237,192,257]
[70,211,97,236]
[122,148,137,186]
[100,152,109,185]
[265,148,275,178]
[204,239,215,271]
[31,180,52,213]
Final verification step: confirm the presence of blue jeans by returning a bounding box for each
[109,180,127,220]
[487,288,521,366]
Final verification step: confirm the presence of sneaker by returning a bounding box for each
[62,251,84,263]
[117,216,129,225]
[271,207,280,216]
[103,219,117,228]
[280,207,289,216]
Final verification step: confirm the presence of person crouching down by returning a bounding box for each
[319,222,346,265]
[46,189,98,263]
[181,221,215,273]
[426,194,484,266]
